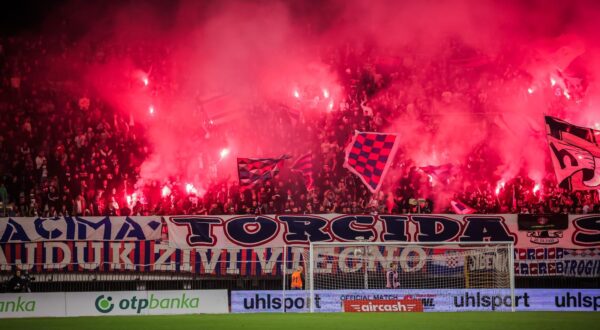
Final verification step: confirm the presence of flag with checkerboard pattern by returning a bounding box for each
[343,131,399,193]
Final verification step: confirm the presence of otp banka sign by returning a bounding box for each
[66,290,228,316]
[94,293,200,314]
[0,291,229,318]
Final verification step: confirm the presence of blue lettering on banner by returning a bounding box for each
[115,217,150,240]
[4,214,600,249]
[225,216,279,247]
[34,217,68,239]
[412,216,460,242]
[278,216,332,243]
[573,216,600,246]
[379,216,409,241]
[516,259,600,277]
[0,219,31,243]
[459,217,517,243]
[74,217,112,240]
[562,260,600,276]
[170,217,223,246]
[0,217,162,242]
[165,214,532,249]
[330,215,377,241]
[231,289,600,313]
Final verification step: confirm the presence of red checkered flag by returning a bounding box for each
[291,153,314,190]
[343,131,400,193]
[237,155,290,190]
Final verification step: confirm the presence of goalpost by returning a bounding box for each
[306,241,515,312]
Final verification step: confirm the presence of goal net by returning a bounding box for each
[305,241,515,312]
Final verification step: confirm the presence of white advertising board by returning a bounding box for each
[66,290,229,316]
[0,293,66,318]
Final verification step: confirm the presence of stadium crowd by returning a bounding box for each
[1,35,599,218]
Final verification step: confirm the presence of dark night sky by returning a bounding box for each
[0,0,184,36]
[0,0,342,37]
[2,0,591,38]
[1,1,63,35]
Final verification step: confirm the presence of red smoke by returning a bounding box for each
[33,0,600,207]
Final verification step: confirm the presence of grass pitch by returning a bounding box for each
[1,312,599,330]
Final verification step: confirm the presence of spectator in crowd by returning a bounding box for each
[0,33,597,218]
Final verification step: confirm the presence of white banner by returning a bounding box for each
[0,216,163,243]
[0,293,66,318]
[165,214,600,249]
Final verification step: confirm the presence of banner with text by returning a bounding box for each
[231,289,600,313]
[2,214,598,248]
[2,242,599,277]
[165,214,600,249]
[66,290,228,316]
[0,292,66,318]
[0,216,162,243]
[0,290,228,318]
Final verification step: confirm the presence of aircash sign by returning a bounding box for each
[165,214,600,249]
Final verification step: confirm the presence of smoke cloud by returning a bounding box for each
[33,0,600,206]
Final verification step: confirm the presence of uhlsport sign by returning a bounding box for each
[231,289,600,313]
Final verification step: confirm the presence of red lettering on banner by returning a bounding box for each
[36,242,43,272]
[343,299,424,312]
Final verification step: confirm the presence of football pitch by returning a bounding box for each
[1,312,599,330]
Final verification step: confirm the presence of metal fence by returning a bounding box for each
[3,270,599,294]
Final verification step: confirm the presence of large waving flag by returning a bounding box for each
[291,153,314,190]
[344,131,400,193]
[545,116,600,190]
[237,156,290,190]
